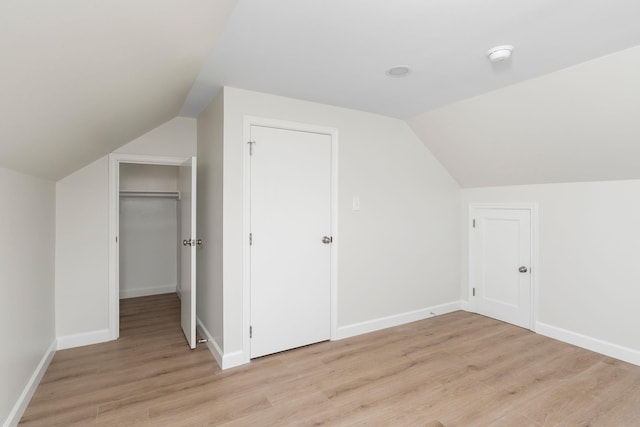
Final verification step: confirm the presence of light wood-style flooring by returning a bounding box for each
[21,293,640,426]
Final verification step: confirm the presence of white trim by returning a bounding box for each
[3,340,56,427]
[197,317,223,368]
[221,350,246,370]
[460,300,470,311]
[334,301,463,340]
[109,154,191,342]
[56,329,111,350]
[536,322,640,366]
[197,318,247,370]
[468,203,539,330]
[119,284,177,299]
[242,116,339,365]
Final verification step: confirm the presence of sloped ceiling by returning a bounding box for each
[4,0,640,186]
[0,0,236,180]
[179,0,640,187]
[408,45,640,188]
[181,0,640,119]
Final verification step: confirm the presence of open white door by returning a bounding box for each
[179,157,197,349]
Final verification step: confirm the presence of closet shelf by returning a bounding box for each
[119,191,180,199]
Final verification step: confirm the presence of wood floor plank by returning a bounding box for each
[21,293,640,426]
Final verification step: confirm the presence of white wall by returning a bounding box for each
[119,164,179,193]
[119,197,178,299]
[0,167,55,426]
[115,116,197,158]
[196,92,225,350]
[214,87,460,356]
[462,180,640,358]
[55,117,196,348]
[56,157,110,340]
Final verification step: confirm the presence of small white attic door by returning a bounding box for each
[469,204,536,329]
[119,163,181,299]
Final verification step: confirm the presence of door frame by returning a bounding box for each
[108,153,192,341]
[467,203,539,331]
[242,116,339,364]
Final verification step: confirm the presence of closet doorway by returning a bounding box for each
[119,164,181,300]
[108,154,198,349]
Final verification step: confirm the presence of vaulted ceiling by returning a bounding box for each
[3,0,640,185]
[0,0,237,180]
[181,0,640,119]
[180,0,640,188]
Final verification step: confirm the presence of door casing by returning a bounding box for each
[108,153,193,341]
[242,116,339,364]
[468,203,539,331]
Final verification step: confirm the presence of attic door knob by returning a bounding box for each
[519,266,528,273]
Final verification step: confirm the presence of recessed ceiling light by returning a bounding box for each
[386,66,412,77]
[487,45,514,62]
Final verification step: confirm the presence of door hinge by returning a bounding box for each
[249,233,252,245]
[250,326,253,338]
[472,288,476,297]
[115,236,118,243]
[472,219,476,228]
[248,141,256,155]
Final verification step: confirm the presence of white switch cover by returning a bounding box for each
[352,196,360,211]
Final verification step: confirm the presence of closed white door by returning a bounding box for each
[250,125,332,358]
[470,207,531,329]
[179,157,197,349]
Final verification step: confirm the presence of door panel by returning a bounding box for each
[179,157,197,349]
[250,125,331,359]
[472,207,531,329]
[483,218,520,307]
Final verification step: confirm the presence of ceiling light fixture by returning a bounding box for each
[386,66,412,77]
[487,45,513,62]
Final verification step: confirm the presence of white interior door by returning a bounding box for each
[470,207,532,329]
[250,125,332,358]
[179,157,197,348]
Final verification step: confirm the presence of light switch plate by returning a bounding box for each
[352,196,360,211]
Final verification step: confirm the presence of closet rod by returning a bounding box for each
[119,191,180,199]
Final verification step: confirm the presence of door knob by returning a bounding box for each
[183,239,190,246]
[519,266,528,273]
[322,236,332,244]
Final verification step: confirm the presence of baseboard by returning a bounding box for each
[460,300,470,311]
[119,284,177,299]
[196,318,247,370]
[536,322,640,366]
[334,301,463,340]
[221,350,246,369]
[56,329,112,350]
[196,317,223,368]
[3,339,56,427]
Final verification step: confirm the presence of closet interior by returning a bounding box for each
[119,163,182,302]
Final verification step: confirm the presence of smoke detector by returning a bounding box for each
[487,45,514,62]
